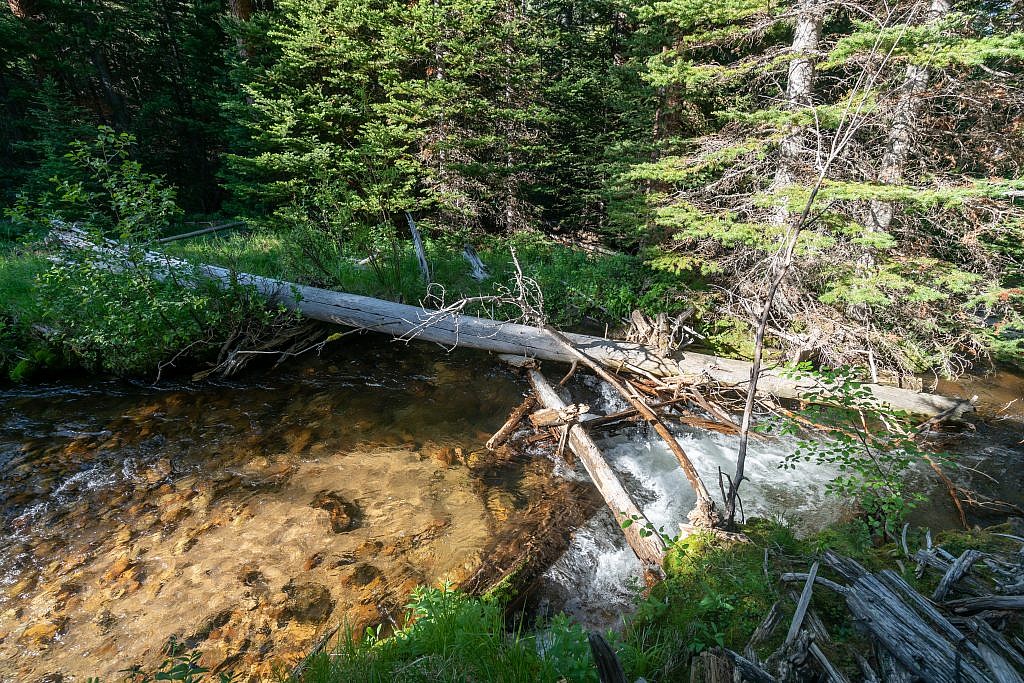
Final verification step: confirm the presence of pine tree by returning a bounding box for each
[620,0,1024,373]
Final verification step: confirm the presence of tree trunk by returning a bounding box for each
[229,0,254,59]
[90,45,129,130]
[527,368,666,567]
[6,0,35,18]
[867,0,951,232]
[48,226,973,418]
[772,1,822,224]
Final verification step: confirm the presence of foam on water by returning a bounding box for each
[537,399,849,629]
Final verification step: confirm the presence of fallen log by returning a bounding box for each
[155,220,247,244]
[50,226,970,417]
[526,368,666,567]
[542,325,720,528]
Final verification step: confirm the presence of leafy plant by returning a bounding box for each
[540,614,597,683]
[7,126,180,241]
[778,364,941,538]
[621,513,677,545]
[117,637,237,682]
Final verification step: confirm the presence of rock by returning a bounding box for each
[132,512,159,532]
[328,552,357,569]
[486,490,518,523]
[102,555,133,583]
[278,581,334,624]
[189,609,233,645]
[303,552,325,572]
[173,475,198,492]
[466,449,491,470]
[20,621,59,645]
[94,610,117,632]
[287,429,312,455]
[145,458,173,484]
[5,574,37,599]
[159,499,190,525]
[244,457,270,473]
[173,533,199,555]
[310,491,359,533]
[423,443,458,465]
[239,566,269,596]
[345,563,382,588]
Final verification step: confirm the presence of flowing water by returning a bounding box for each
[1,344,1021,680]
[0,343,597,682]
[531,371,1024,629]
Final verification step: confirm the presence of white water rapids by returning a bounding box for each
[533,378,850,628]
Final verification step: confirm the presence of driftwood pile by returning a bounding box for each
[693,532,1024,683]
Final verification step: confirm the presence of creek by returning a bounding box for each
[0,342,1020,681]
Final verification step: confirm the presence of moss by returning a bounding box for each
[480,558,530,605]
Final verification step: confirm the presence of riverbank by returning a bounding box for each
[116,518,1024,682]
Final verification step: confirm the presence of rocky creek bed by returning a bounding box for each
[0,343,598,682]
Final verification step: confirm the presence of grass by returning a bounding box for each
[298,587,591,683]
[0,241,46,319]
[0,242,53,380]
[164,228,692,329]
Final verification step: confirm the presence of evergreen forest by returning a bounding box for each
[1,0,1021,378]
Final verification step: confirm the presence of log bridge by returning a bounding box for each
[50,226,974,568]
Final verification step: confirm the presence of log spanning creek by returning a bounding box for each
[1,342,1021,681]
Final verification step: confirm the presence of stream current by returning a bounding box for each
[1,342,1021,680]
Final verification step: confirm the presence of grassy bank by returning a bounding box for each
[290,521,1024,682]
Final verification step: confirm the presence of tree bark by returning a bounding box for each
[772,1,823,224]
[6,0,35,18]
[867,0,951,232]
[229,0,254,59]
[49,226,973,418]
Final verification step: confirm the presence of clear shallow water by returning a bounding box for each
[0,344,596,682]
[1,347,1020,678]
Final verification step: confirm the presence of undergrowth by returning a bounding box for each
[165,230,691,329]
[300,586,594,683]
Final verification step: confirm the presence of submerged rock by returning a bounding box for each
[309,490,359,533]
[20,620,60,645]
[278,581,333,624]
